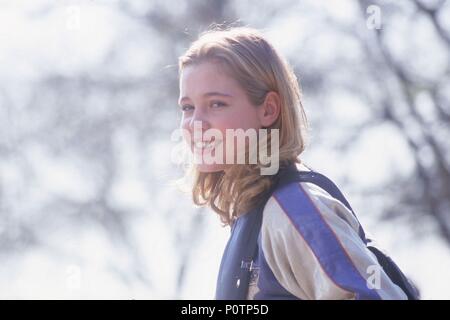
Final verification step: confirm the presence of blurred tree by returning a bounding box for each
[1,0,449,299]
[353,0,450,243]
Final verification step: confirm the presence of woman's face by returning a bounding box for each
[179,61,263,172]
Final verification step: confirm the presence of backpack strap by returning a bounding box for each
[262,164,419,300]
[275,164,369,243]
[215,202,266,299]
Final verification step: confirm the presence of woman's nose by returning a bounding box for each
[189,112,211,133]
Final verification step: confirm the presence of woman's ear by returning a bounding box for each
[258,91,281,128]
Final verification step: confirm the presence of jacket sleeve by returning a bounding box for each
[259,181,408,300]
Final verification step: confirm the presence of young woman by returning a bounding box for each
[177,26,413,300]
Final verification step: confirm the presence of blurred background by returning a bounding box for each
[0,0,449,299]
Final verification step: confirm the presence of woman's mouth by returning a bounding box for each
[195,141,213,148]
[192,139,221,151]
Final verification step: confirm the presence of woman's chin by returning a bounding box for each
[195,163,227,173]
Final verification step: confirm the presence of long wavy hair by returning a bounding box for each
[177,26,309,226]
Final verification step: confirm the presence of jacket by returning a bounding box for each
[215,164,410,300]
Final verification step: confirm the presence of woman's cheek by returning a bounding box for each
[180,119,193,146]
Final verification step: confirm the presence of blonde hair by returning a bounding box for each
[178,25,309,226]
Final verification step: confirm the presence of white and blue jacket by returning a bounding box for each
[215,164,410,300]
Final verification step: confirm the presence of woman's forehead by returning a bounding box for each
[179,63,241,99]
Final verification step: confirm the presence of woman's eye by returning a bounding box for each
[211,101,227,108]
[181,105,194,112]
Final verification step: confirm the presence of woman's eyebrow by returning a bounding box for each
[178,92,233,104]
[203,92,234,98]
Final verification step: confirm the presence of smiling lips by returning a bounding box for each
[192,139,221,150]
